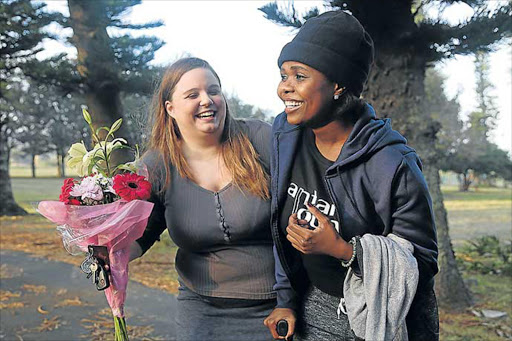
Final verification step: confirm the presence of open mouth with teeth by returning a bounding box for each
[284,100,303,109]
[196,110,216,119]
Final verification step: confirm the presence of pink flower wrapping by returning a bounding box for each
[37,199,154,317]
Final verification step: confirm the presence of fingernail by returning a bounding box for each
[306,202,312,207]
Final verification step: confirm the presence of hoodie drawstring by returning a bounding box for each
[337,297,347,319]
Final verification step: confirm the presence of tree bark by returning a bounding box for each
[67,0,128,139]
[461,172,471,192]
[427,166,474,309]
[31,154,36,178]
[0,121,27,216]
[60,151,66,178]
[363,23,473,309]
[56,149,66,178]
[57,150,62,177]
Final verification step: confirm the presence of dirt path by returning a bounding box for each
[0,250,177,341]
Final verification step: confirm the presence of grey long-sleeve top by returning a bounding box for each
[136,119,277,300]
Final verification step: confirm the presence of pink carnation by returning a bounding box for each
[70,176,104,201]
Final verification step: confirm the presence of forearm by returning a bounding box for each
[273,246,298,310]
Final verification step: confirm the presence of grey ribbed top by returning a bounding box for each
[137,119,275,300]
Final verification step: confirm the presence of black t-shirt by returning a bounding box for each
[279,129,346,298]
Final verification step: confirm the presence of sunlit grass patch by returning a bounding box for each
[10,163,78,178]
[442,186,512,202]
[442,186,512,246]
[11,178,67,213]
[445,200,511,211]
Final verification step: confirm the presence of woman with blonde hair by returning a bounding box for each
[128,57,276,340]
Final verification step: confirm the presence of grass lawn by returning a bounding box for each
[443,186,512,247]
[2,176,512,340]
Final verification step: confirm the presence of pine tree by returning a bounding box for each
[260,0,511,310]
[0,0,64,216]
[66,0,164,138]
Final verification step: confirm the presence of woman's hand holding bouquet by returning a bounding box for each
[38,109,154,341]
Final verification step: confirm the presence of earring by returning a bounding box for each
[334,94,339,100]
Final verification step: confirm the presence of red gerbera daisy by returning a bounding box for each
[113,173,151,201]
[59,178,81,205]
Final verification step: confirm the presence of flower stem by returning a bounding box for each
[114,316,129,341]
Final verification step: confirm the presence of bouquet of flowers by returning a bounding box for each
[38,109,154,341]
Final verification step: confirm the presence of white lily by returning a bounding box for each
[67,142,92,177]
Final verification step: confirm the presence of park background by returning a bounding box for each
[1,0,511,340]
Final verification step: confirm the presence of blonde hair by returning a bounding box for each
[147,57,269,199]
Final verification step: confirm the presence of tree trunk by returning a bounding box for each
[67,0,131,169]
[67,0,128,139]
[56,148,66,178]
[0,122,27,216]
[461,172,471,191]
[31,154,36,178]
[60,152,66,178]
[426,165,474,310]
[57,150,62,177]
[365,44,473,309]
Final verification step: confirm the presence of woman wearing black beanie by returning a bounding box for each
[264,11,439,341]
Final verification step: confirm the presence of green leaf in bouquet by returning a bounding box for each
[113,162,138,174]
[91,147,107,160]
[109,143,131,155]
[96,126,111,136]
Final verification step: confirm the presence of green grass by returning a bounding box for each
[443,185,512,201]
[442,186,512,247]
[11,178,66,214]
[10,162,78,178]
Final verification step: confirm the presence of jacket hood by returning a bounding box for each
[273,104,407,173]
[328,104,407,173]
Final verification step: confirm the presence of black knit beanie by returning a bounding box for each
[278,11,374,97]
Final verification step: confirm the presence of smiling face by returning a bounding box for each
[165,67,226,139]
[278,61,339,128]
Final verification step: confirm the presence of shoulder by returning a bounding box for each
[141,149,164,170]
[272,112,289,133]
[237,118,271,137]
[365,144,422,182]
[235,118,272,166]
[140,149,168,190]
[236,118,271,147]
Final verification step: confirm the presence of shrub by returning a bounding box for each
[457,235,512,276]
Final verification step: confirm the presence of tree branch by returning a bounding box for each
[418,3,511,60]
[258,2,303,28]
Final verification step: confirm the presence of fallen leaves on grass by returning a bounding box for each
[56,288,68,296]
[37,305,50,315]
[0,290,21,301]
[22,284,47,294]
[0,289,25,309]
[37,315,61,332]
[81,308,118,341]
[55,296,85,307]
[0,301,25,309]
[80,308,163,341]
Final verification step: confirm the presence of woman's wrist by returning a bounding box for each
[331,236,353,260]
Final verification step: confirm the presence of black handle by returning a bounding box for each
[276,319,291,339]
